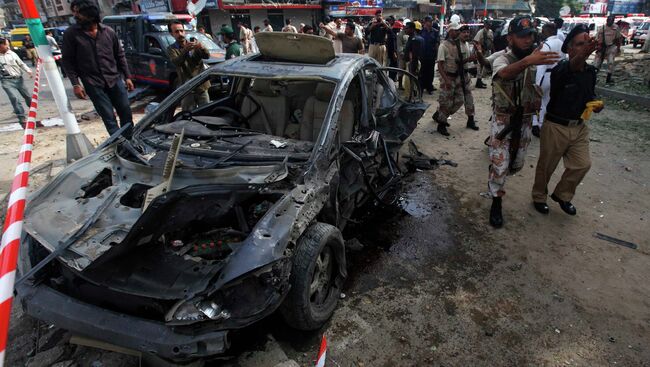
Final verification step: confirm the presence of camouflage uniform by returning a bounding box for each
[488,51,542,197]
[433,39,474,124]
[594,24,621,74]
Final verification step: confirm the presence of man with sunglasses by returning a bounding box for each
[487,16,560,228]
[531,24,602,217]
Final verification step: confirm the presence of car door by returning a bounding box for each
[372,66,428,143]
[138,35,171,88]
[336,65,428,213]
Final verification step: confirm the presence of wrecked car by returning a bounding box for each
[16,33,428,361]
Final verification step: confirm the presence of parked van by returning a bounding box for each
[9,27,30,59]
[102,13,225,89]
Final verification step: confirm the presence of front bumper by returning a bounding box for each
[16,282,230,361]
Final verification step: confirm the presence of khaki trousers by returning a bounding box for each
[594,45,617,74]
[368,44,386,66]
[532,120,591,203]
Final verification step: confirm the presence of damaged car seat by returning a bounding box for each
[300,82,354,142]
[240,80,290,136]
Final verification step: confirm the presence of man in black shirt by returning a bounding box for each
[531,24,603,216]
[366,10,390,65]
[62,0,134,135]
[403,22,423,76]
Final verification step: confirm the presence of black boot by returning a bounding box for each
[475,79,487,89]
[606,73,613,84]
[466,116,479,131]
[433,111,450,127]
[490,197,503,228]
[437,123,450,136]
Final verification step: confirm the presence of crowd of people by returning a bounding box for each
[0,3,616,230]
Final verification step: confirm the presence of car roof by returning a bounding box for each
[210,53,373,82]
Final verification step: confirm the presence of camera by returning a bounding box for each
[189,37,197,42]
[0,63,11,78]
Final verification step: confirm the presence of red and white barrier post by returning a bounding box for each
[0,60,42,366]
[315,335,327,367]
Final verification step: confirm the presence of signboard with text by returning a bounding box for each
[322,0,383,7]
[609,0,644,14]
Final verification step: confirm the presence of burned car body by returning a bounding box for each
[16,33,428,361]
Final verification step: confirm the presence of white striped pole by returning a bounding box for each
[0,60,42,366]
[19,0,93,162]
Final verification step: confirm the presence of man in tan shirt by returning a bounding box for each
[593,15,622,84]
[431,23,482,135]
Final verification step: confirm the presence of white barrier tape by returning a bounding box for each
[0,221,22,255]
[0,272,15,305]
[7,188,26,209]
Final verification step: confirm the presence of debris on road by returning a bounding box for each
[594,233,638,249]
[404,140,458,172]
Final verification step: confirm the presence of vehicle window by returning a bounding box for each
[145,36,161,52]
[642,23,650,30]
[111,24,127,50]
[148,22,193,33]
[160,33,224,52]
[140,72,316,166]
[11,34,27,42]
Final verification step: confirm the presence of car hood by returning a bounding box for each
[23,143,292,276]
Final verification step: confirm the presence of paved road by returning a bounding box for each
[0,70,94,127]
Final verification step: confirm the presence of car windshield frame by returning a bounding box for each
[132,69,341,165]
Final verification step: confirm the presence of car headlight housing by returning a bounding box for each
[166,299,231,324]
[165,258,291,326]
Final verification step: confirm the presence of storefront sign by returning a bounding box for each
[327,5,347,17]
[609,0,644,14]
[346,7,382,15]
[322,0,384,7]
[140,0,169,12]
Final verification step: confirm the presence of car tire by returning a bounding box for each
[281,222,343,331]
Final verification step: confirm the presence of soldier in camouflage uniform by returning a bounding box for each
[432,22,483,136]
[593,15,622,84]
[487,16,561,228]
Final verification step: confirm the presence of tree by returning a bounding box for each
[534,0,564,17]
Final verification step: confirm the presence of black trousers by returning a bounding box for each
[419,57,436,92]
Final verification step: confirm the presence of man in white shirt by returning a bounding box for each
[282,19,298,33]
[263,19,273,32]
[532,23,566,137]
[0,37,33,128]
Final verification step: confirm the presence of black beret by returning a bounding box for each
[562,23,589,53]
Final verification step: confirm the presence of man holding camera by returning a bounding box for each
[168,20,210,111]
[366,10,390,66]
[0,37,32,128]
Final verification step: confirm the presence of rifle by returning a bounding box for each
[495,80,524,170]
[455,40,467,94]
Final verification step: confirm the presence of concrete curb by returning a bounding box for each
[596,86,650,108]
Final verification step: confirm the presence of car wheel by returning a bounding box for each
[281,222,343,330]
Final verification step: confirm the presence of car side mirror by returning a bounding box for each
[148,47,163,55]
[145,102,160,115]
